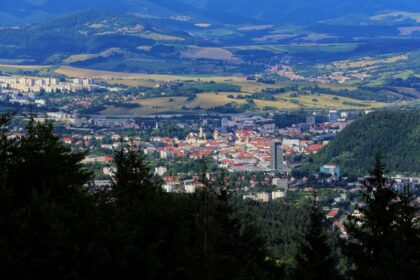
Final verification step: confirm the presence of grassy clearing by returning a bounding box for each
[181,46,239,61]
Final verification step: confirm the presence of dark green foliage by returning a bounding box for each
[0,116,99,279]
[4,117,91,204]
[236,200,310,261]
[309,110,420,175]
[273,112,307,129]
[291,199,340,280]
[112,145,160,202]
[1,115,419,279]
[342,155,420,280]
[181,83,241,93]
[0,116,281,279]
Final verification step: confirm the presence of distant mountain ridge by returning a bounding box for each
[0,0,209,25]
[1,0,419,25]
[309,110,420,175]
[180,0,420,24]
[0,10,195,61]
[0,1,419,74]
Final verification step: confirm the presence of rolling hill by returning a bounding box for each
[2,0,419,25]
[0,10,196,62]
[0,0,419,76]
[0,0,210,25]
[308,110,420,175]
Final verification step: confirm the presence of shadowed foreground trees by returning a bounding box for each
[342,154,420,280]
[290,197,340,280]
[0,117,418,279]
[0,117,281,279]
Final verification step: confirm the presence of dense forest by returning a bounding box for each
[308,110,420,175]
[0,114,419,279]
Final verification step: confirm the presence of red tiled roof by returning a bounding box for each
[307,144,323,153]
[327,208,340,219]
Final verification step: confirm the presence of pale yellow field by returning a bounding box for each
[371,12,420,23]
[278,93,387,109]
[317,84,357,91]
[63,48,125,64]
[100,93,245,115]
[63,54,97,64]
[55,66,297,93]
[238,25,273,31]
[0,64,50,69]
[99,92,389,116]
[55,65,276,92]
[399,26,420,36]
[55,66,245,82]
[181,46,239,61]
[195,23,211,28]
[138,92,247,109]
[254,99,299,110]
[101,93,246,115]
[138,33,184,41]
[88,23,106,29]
[332,55,408,69]
[190,93,247,107]
[303,33,337,41]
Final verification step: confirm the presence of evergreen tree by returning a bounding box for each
[291,196,340,280]
[112,144,160,204]
[342,154,420,279]
[0,116,100,279]
[4,116,90,205]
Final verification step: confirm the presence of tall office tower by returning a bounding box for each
[329,110,338,123]
[306,114,316,125]
[270,141,283,171]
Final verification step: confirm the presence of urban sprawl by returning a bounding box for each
[1,74,419,239]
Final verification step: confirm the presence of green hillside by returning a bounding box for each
[308,110,420,175]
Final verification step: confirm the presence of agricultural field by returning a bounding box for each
[55,66,243,82]
[97,91,389,116]
[181,46,240,62]
[0,64,50,70]
[54,65,274,92]
[0,55,414,117]
[0,64,60,77]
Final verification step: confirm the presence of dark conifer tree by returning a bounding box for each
[291,196,340,280]
[0,116,99,279]
[112,144,160,204]
[342,154,420,280]
[4,116,90,204]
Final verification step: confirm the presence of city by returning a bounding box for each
[0,0,419,279]
[4,103,418,241]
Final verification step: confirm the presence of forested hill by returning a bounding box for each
[309,110,420,175]
[3,0,420,25]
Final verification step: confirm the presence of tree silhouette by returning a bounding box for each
[342,154,420,279]
[291,194,340,280]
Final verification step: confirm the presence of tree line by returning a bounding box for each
[0,114,419,279]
